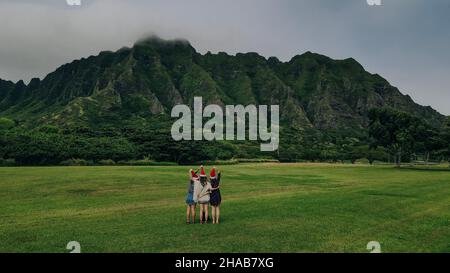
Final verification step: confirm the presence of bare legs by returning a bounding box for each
[186,205,196,224]
[203,204,209,224]
[188,204,218,224]
[216,206,220,224]
[199,204,204,224]
[186,205,190,224]
[211,206,220,224]
[190,205,196,224]
[198,204,209,224]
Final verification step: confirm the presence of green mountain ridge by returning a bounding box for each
[0,36,445,131]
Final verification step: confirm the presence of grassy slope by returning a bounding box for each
[0,164,449,253]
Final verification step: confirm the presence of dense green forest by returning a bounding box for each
[0,110,448,166]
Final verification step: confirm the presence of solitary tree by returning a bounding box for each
[421,128,444,163]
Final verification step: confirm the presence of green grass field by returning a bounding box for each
[0,163,449,253]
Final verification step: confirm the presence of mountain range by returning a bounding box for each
[0,36,445,132]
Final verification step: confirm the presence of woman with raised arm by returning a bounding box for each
[209,167,222,224]
[185,169,198,224]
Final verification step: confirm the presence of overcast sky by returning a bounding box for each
[0,0,449,114]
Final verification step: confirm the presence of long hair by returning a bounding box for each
[200,176,207,186]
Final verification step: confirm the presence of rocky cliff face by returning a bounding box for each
[0,36,445,130]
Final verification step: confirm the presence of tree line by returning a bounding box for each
[0,108,449,166]
[368,108,450,167]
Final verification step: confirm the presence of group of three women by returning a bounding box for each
[185,166,222,224]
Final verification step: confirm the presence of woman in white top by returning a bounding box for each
[197,166,212,224]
